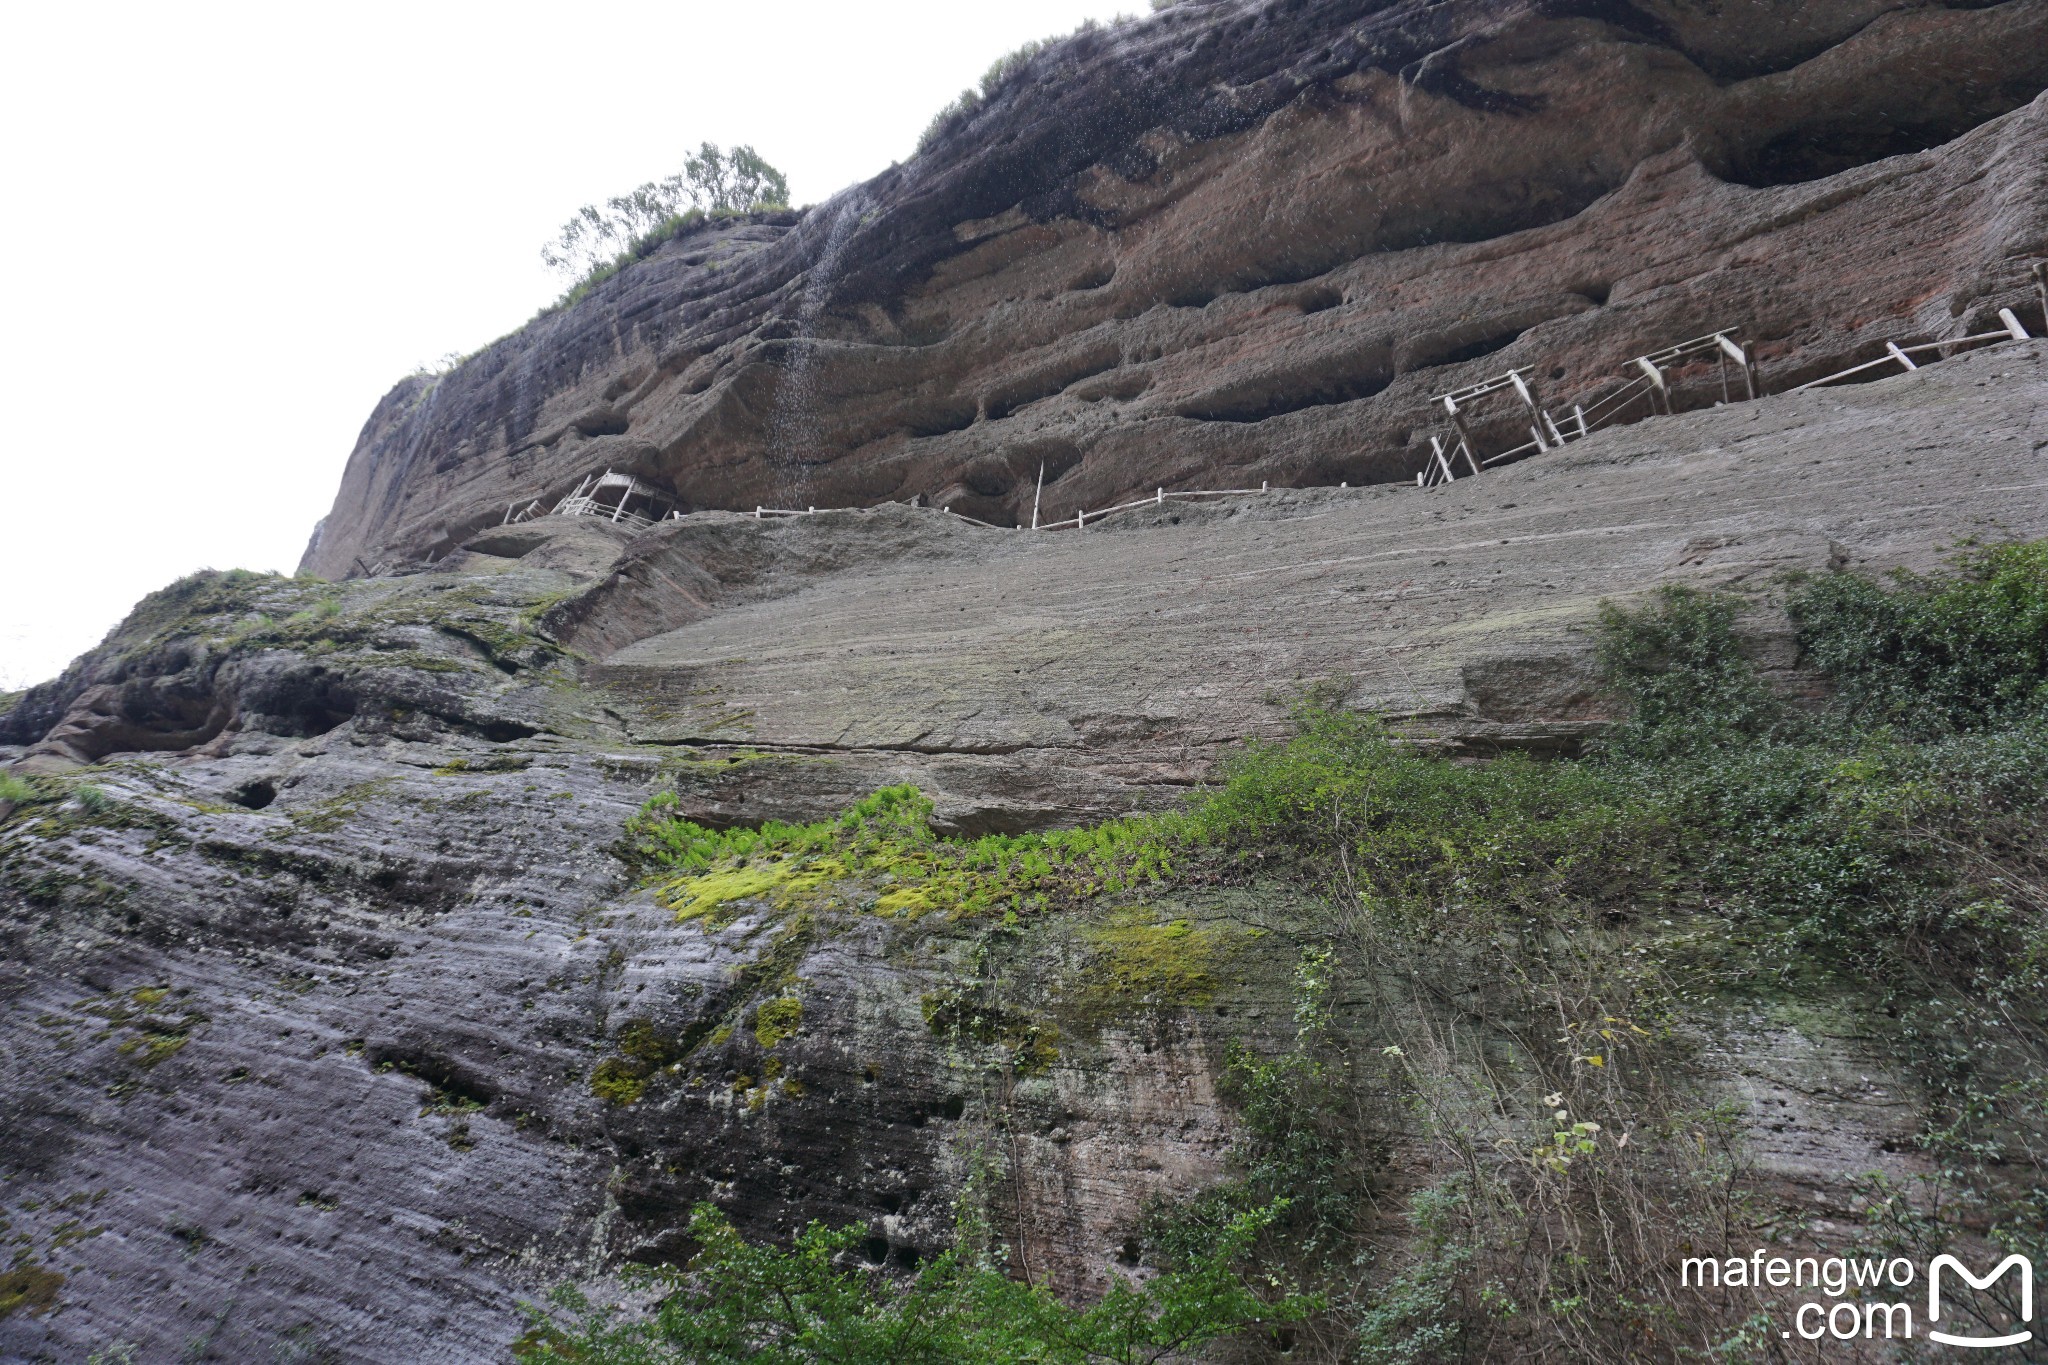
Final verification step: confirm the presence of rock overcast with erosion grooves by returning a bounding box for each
[6,1,2048,1361]
[300,0,2048,581]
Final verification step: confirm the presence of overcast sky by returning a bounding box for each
[0,0,1142,690]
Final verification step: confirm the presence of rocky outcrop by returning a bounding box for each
[4,343,2045,1361]
[301,0,2048,579]
[9,0,2048,1355]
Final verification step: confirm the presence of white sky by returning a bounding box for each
[0,0,1142,690]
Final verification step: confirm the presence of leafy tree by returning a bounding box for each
[683,143,790,215]
[517,1200,1313,1364]
[540,142,790,280]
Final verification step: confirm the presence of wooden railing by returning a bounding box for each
[472,266,2043,547]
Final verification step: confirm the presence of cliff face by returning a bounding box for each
[302,0,2048,580]
[4,341,2046,1361]
[7,2,2048,1361]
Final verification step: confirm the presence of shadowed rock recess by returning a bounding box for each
[5,1,2048,1361]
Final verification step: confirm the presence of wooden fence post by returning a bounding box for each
[1634,357,1670,414]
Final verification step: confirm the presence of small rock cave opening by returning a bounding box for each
[1407,326,1527,373]
[1178,363,1395,423]
[231,779,276,811]
[572,410,630,438]
[1717,98,2039,189]
[471,717,540,742]
[1295,285,1344,314]
[253,673,358,739]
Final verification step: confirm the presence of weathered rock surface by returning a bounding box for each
[3,344,2042,1362]
[11,0,2048,1354]
[301,0,2048,579]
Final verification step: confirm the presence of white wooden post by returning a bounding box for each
[1716,333,1759,400]
[1573,404,1589,438]
[1999,307,2031,341]
[1031,462,1044,531]
[1509,370,1538,413]
[1444,394,1482,476]
[1886,341,1918,372]
[1634,357,1669,414]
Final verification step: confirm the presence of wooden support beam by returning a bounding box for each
[1886,341,1918,371]
[1509,370,1538,412]
[1720,334,1760,400]
[1430,435,1456,484]
[1999,307,2031,341]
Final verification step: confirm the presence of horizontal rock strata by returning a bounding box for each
[301,0,2048,580]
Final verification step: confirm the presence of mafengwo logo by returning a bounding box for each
[1928,1254,2033,1349]
[1681,1249,2033,1346]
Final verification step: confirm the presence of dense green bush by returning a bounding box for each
[1594,585,1784,756]
[517,1201,1313,1364]
[1790,540,2048,734]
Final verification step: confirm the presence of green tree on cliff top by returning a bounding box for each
[541,142,790,281]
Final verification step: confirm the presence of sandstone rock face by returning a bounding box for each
[11,1,2048,1355]
[301,0,2048,580]
[4,345,2044,1362]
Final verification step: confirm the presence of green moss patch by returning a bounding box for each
[752,995,803,1049]
[921,988,1060,1075]
[1076,908,1225,1011]
[589,1057,647,1106]
[628,784,1171,927]
[0,1264,62,1321]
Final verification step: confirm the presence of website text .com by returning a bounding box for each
[1680,1250,2033,1347]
